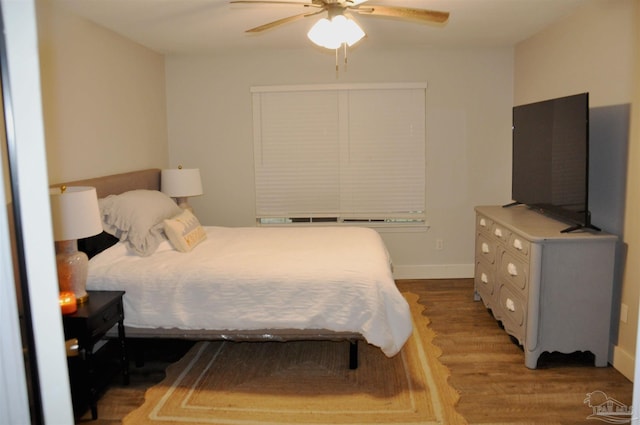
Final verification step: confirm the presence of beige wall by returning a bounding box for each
[514,0,639,379]
[165,47,514,277]
[36,0,169,184]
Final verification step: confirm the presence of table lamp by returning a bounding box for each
[161,166,203,212]
[50,186,103,304]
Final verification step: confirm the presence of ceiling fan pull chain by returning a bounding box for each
[335,48,339,78]
[344,43,348,72]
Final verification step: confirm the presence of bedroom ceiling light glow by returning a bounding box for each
[49,186,103,304]
[307,12,365,75]
[307,14,365,50]
[161,166,203,213]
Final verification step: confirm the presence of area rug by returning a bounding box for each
[123,292,465,424]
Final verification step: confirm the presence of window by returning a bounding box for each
[252,83,426,227]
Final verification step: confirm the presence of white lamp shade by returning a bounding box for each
[49,186,103,241]
[161,168,203,197]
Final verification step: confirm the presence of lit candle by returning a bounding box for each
[59,291,77,315]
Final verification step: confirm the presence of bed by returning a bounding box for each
[54,169,413,368]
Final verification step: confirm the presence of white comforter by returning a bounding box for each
[87,226,412,357]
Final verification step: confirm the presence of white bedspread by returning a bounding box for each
[87,226,412,357]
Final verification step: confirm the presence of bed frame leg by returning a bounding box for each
[349,340,358,369]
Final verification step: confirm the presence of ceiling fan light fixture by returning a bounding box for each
[307,18,337,49]
[307,14,365,50]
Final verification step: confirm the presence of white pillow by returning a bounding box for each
[163,209,207,252]
[99,190,182,256]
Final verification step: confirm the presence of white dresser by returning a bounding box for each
[474,205,617,369]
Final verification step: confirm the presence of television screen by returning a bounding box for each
[511,93,594,232]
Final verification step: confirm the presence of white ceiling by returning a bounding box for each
[55,0,589,54]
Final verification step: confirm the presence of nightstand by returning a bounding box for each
[63,290,129,420]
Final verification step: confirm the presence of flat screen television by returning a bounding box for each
[509,92,598,233]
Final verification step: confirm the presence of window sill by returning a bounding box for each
[257,222,430,233]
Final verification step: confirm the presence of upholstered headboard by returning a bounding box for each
[50,168,161,198]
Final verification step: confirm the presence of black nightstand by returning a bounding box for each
[62,290,129,420]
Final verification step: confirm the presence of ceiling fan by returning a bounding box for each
[230,0,450,36]
[230,0,449,73]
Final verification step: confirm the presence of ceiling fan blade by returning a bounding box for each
[245,9,325,33]
[351,5,449,24]
[231,1,315,5]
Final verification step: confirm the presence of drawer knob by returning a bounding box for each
[481,273,489,284]
[65,338,79,357]
[507,262,518,276]
[482,242,490,254]
[513,239,523,250]
[505,298,516,312]
[494,228,502,237]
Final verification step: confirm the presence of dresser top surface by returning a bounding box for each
[475,205,617,241]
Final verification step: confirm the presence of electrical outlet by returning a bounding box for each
[436,239,444,250]
[621,303,629,323]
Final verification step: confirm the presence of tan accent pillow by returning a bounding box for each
[163,209,207,252]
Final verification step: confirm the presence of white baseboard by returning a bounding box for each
[612,345,635,382]
[393,264,474,279]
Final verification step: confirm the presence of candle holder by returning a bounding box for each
[59,291,78,315]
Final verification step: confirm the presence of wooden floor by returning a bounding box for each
[78,279,633,424]
[401,279,633,425]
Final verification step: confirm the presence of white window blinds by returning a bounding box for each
[252,84,426,224]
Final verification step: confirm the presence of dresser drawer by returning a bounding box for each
[86,300,124,341]
[507,232,530,258]
[491,222,511,243]
[476,233,497,265]
[476,214,493,236]
[475,261,496,307]
[497,284,526,343]
[498,249,529,293]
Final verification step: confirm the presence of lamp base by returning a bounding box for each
[55,240,89,304]
[75,293,89,304]
[175,196,194,213]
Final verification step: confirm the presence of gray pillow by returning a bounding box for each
[99,190,182,256]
